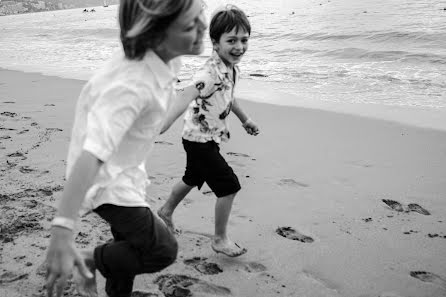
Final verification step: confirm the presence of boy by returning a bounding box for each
[159,5,259,258]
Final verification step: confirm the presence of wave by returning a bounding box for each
[253,32,363,42]
[365,30,446,43]
[319,48,446,65]
[255,30,446,48]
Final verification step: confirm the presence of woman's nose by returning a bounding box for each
[198,12,207,31]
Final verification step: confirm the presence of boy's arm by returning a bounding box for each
[232,98,259,136]
[46,151,102,297]
[231,97,249,123]
[160,85,199,134]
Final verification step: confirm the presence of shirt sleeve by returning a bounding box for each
[83,84,147,162]
[192,67,219,100]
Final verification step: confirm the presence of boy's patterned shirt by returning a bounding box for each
[182,51,239,143]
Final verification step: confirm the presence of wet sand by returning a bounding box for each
[1,68,446,297]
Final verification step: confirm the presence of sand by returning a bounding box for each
[1,68,446,297]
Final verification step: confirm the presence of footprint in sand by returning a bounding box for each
[154,274,231,297]
[183,257,223,275]
[7,151,25,158]
[6,186,61,200]
[0,271,28,284]
[17,129,29,134]
[23,199,39,208]
[382,199,405,212]
[410,271,446,288]
[382,199,430,215]
[226,152,250,158]
[19,166,37,174]
[276,226,314,243]
[278,178,309,188]
[0,111,17,117]
[1,211,44,241]
[0,127,16,131]
[243,262,267,273]
[407,203,430,215]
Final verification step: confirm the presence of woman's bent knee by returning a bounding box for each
[142,233,178,273]
[159,237,178,268]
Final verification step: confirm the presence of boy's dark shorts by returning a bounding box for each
[182,138,241,198]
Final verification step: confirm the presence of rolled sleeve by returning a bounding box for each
[83,84,147,162]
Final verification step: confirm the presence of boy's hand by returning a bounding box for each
[242,119,259,136]
[46,227,93,297]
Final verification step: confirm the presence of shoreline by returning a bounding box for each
[1,67,445,133]
[2,68,446,297]
[236,79,446,133]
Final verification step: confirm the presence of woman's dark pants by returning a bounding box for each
[93,204,178,297]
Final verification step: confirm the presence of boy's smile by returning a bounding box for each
[213,27,249,68]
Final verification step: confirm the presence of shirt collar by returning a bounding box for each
[211,51,240,81]
[143,50,181,88]
[211,51,229,75]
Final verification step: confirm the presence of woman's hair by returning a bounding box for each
[209,5,251,43]
[119,0,194,60]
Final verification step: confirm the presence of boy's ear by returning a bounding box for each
[211,38,218,51]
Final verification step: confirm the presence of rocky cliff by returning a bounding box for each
[0,0,118,16]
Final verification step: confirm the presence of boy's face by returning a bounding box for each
[213,27,249,68]
[158,0,207,60]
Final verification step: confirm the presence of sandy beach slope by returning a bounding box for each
[1,68,446,297]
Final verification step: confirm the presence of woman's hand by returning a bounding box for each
[45,227,92,297]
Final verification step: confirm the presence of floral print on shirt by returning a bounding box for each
[182,52,239,143]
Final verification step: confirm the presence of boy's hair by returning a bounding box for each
[209,5,251,43]
[119,0,194,60]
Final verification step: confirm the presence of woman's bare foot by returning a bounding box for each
[73,250,97,297]
[157,208,180,235]
[211,238,247,257]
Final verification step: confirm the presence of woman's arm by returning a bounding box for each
[46,151,103,297]
[56,150,103,219]
[160,85,199,134]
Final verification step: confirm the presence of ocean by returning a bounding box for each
[0,0,445,111]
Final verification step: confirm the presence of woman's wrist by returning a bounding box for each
[51,216,76,231]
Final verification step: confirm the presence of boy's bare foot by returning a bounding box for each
[73,251,97,297]
[211,238,247,257]
[157,208,180,235]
